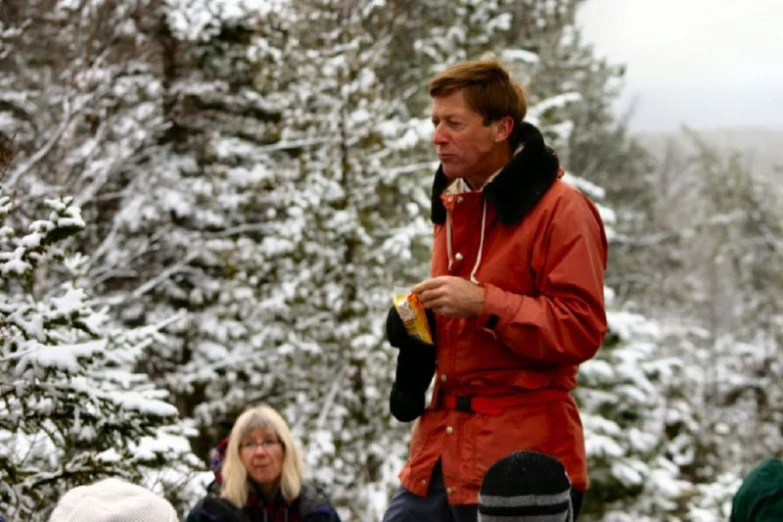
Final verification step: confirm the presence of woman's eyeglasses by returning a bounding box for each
[239,439,281,452]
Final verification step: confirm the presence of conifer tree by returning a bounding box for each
[0,187,198,521]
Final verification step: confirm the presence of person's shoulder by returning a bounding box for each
[543,178,603,219]
[749,457,783,476]
[298,480,340,521]
[186,495,250,522]
[736,458,783,498]
[545,177,592,202]
[299,480,332,507]
[731,458,783,522]
[302,479,331,494]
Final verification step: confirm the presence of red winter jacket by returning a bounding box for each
[400,155,607,504]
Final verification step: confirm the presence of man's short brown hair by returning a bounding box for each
[429,58,527,151]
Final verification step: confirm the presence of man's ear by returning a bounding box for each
[495,116,514,142]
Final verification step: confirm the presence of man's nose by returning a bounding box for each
[433,124,448,145]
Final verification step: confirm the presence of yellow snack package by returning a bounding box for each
[392,288,433,345]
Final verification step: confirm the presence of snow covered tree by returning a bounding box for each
[577,121,783,522]
[524,4,659,307]
[238,2,435,518]
[88,0,302,457]
[0,0,164,210]
[1,0,217,500]
[636,136,783,521]
[576,300,687,521]
[0,187,200,521]
[686,138,783,470]
[23,5,428,519]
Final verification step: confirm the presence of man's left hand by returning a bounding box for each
[412,276,485,318]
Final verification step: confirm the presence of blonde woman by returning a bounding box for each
[186,405,340,522]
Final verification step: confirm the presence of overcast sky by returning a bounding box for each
[577,0,783,133]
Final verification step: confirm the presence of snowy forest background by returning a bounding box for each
[1,0,781,521]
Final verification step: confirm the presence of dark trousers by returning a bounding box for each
[382,460,585,522]
[382,461,477,522]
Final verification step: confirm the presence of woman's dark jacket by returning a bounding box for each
[185,481,340,522]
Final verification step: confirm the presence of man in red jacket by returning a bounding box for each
[382,58,608,522]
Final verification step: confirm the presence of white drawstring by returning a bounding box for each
[446,212,454,271]
[470,199,487,284]
[445,197,487,284]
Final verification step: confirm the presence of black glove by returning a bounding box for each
[386,304,436,347]
[386,306,437,422]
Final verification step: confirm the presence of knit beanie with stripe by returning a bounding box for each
[478,451,573,522]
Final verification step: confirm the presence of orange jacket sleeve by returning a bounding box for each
[477,191,608,365]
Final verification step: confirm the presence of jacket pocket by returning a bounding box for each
[471,401,556,487]
[407,411,440,464]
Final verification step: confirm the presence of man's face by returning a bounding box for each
[431,90,505,180]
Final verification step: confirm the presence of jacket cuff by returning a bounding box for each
[478,283,509,338]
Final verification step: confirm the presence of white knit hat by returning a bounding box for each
[48,478,179,522]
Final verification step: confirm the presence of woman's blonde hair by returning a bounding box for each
[220,404,305,507]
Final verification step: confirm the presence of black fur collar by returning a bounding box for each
[430,122,559,225]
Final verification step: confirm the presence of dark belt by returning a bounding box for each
[440,388,570,416]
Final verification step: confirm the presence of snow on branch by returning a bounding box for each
[0,188,198,519]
